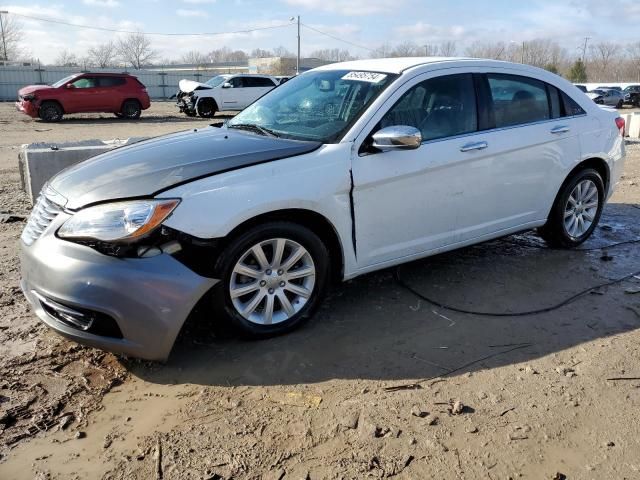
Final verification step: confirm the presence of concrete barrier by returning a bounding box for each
[627,112,640,139]
[621,113,633,137]
[19,138,147,204]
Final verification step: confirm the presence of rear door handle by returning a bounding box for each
[550,125,570,134]
[460,141,488,152]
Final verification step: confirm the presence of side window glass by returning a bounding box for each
[487,74,550,127]
[71,77,97,89]
[561,92,586,116]
[98,77,125,87]
[379,74,477,142]
[548,85,561,119]
[231,77,244,88]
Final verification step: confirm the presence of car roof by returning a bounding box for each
[313,56,507,74]
[77,72,133,77]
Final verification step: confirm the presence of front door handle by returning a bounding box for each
[460,141,488,152]
[551,125,570,134]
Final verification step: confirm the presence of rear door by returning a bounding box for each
[97,76,127,111]
[219,76,246,110]
[453,72,582,242]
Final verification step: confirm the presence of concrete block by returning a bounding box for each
[621,113,633,137]
[627,113,640,139]
[19,138,147,204]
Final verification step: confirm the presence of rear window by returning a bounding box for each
[487,74,550,127]
[98,76,126,87]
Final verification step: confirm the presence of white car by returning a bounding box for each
[21,58,626,360]
[176,74,278,117]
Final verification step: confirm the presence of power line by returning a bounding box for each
[7,11,294,37]
[301,23,374,52]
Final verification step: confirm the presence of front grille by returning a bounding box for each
[21,194,63,246]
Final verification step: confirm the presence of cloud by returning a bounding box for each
[182,0,216,3]
[83,0,120,7]
[282,0,400,15]
[176,9,208,17]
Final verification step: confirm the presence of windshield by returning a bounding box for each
[205,75,229,87]
[227,69,398,143]
[51,74,78,88]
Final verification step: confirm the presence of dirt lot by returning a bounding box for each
[0,102,639,480]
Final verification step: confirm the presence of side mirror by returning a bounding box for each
[372,126,422,151]
[222,82,232,88]
[66,84,75,89]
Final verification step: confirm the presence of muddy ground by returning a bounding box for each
[0,102,639,479]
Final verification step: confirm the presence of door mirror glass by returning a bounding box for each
[372,125,422,151]
[222,82,232,88]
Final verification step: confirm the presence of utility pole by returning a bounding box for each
[581,36,590,63]
[296,15,300,75]
[0,11,9,62]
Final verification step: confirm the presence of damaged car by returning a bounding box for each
[175,73,278,118]
[21,58,625,361]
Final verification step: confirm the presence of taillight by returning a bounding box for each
[615,117,625,136]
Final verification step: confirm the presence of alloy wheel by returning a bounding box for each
[563,179,599,238]
[229,238,316,325]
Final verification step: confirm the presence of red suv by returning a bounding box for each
[16,73,151,122]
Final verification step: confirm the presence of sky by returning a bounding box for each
[1,0,640,64]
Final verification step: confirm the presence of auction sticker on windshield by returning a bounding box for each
[341,72,388,83]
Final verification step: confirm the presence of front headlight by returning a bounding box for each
[58,199,180,243]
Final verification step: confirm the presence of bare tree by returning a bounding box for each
[117,32,157,69]
[439,41,457,57]
[465,41,507,60]
[87,41,117,68]
[589,41,620,81]
[0,13,25,61]
[208,47,247,62]
[390,41,421,57]
[369,43,393,59]
[626,41,640,82]
[251,48,272,58]
[55,49,79,67]
[422,44,439,56]
[272,45,294,58]
[309,48,354,61]
[181,50,208,66]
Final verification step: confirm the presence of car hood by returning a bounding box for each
[178,79,213,93]
[48,127,321,210]
[19,85,55,96]
[586,93,601,100]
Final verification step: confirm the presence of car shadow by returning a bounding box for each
[127,203,640,387]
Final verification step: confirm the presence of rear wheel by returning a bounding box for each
[616,99,624,109]
[38,101,63,122]
[538,168,604,248]
[197,98,216,118]
[120,100,141,119]
[214,222,329,337]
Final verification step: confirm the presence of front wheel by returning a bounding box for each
[538,168,604,248]
[214,222,329,337]
[197,99,216,118]
[38,101,63,122]
[120,100,141,119]
[616,100,624,109]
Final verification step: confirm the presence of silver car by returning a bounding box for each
[586,88,624,108]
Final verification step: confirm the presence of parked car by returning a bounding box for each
[20,58,626,360]
[597,85,622,91]
[175,74,278,118]
[574,84,588,92]
[622,85,640,107]
[15,73,151,122]
[586,88,624,108]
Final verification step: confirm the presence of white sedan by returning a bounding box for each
[21,57,626,360]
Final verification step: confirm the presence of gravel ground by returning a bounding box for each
[0,102,639,479]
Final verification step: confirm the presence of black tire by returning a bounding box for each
[213,222,329,337]
[197,98,216,118]
[616,100,623,109]
[537,168,604,248]
[38,101,63,122]
[120,99,141,119]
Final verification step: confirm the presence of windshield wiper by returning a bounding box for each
[227,123,280,138]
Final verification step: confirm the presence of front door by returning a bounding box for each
[351,72,485,269]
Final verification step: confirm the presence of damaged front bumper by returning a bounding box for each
[176,91,198,116]
[20,213,218,361]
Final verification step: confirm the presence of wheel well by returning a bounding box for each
[568,158,610,193]
[198,97,217,110]
[121,98,141,110]
[222,209,344,282]
[39,99,65,114]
